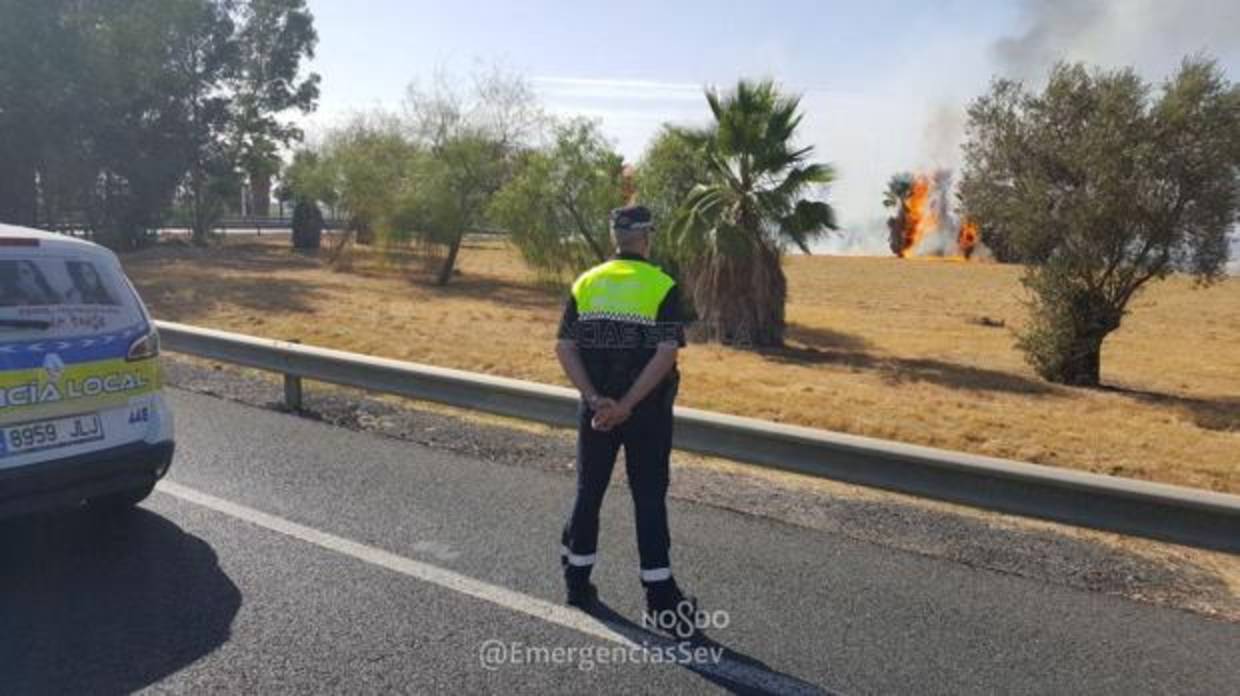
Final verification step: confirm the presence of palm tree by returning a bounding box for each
[669,80,837,347]
[883,172,914,256]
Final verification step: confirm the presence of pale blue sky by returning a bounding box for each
[305,1,1014,105]
[301,1,1240,252]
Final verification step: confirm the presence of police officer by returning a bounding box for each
[555,205,697,635]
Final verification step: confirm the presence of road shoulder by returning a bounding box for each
[162,354,1240,621]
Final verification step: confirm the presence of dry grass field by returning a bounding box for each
[124,235,1240,493]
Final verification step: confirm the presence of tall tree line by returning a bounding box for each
[0,0,318,248]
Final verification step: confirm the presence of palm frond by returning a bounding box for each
[672,185,727,232]
[882,172,914,208]
[754,144,816,178]
[705,88,725,124]
[780,199,838,253]
[706,151,743,193]
[770,163,835,198]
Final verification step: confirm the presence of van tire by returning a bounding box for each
[89,483,156,511]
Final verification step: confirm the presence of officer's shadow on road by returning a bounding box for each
[0,507,241,695]
[584,601,832,696]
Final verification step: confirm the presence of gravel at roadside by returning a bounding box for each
[163,354,1239,621]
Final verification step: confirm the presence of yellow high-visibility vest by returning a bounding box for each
[571,259,676,326]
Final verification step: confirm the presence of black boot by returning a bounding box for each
[643,577,700,639]
[564,565,598,609]
[566,581,598,608]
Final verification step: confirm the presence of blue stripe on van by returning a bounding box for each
[0,322,146,370]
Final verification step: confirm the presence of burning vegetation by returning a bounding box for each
[883,169,986,260]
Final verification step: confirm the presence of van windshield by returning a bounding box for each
[0,255,143,336]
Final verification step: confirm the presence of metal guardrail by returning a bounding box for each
[154,320,1240,554]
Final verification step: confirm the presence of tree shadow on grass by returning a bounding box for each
[1100,385,1240,432]
[784,323,875,353]
[874,356,1058,395]
[0,507,241,694]
[135,271,327,325]
[404,272,561,311]
[757,323,1057,396]
[129,240,325,275]
[132,239,560,317]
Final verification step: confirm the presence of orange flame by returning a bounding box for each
[895,171,985,261]
[958,218,979,259]
[899,175,936,258]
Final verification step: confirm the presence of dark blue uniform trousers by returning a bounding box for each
[561,388,675,584]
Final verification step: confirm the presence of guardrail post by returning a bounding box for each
[284,373,302,412]
[283,339,302,412]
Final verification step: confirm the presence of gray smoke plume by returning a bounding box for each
[993,0,1240,83]
[922,101,966,170]
[920,169,958,256]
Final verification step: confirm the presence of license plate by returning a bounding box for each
[0,414,104,457]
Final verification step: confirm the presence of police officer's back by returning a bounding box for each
[554,205,699,638]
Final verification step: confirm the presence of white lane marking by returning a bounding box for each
[157,480,831,695]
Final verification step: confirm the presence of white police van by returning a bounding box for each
[0,224,174,518]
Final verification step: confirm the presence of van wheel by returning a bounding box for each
[90,483,156,511]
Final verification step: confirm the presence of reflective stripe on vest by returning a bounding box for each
[571,259,675,326]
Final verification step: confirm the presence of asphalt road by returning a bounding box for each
[2,389,1237,695]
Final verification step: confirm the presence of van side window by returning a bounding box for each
[65,261,117,306]
[0,260,61,306]
[0,258,119,307]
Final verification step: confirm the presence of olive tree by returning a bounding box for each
[635,128,711,233]
[400,66,542,285]
[489,118,628,277]
[286,113,417,259]
[960,58,1240,386]
[633,127,712,276]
